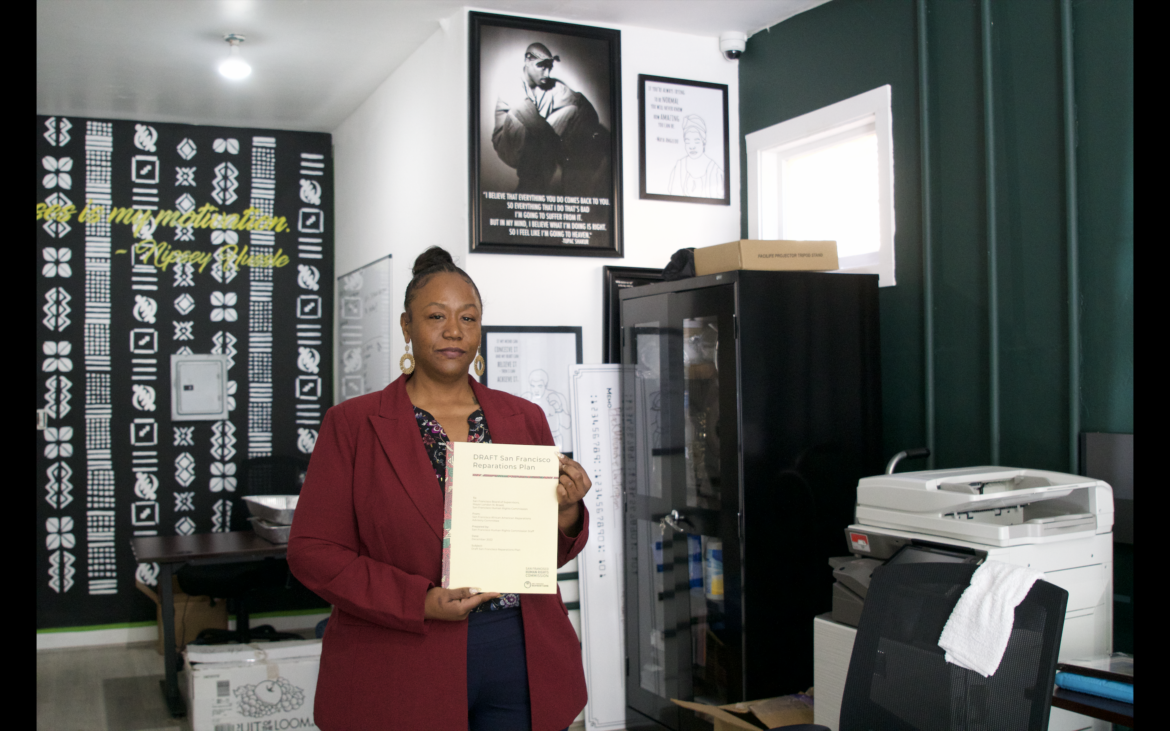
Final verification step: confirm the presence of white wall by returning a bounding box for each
[332,9,741,377]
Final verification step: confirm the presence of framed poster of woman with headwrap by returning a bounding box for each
[638,75,730,205]
[470,12,623,257]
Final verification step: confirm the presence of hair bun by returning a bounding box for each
[412,246,455,277]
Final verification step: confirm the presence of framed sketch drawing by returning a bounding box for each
[638,75,730,205]
[470,12,623,258]
[336,255,393,402]
[480,326,583,454]
[602,265,663,364]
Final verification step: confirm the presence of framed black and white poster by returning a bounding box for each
[602,266,663,363]
[479,326,583,454]
[638,75,730,205]
[470,12,622,258]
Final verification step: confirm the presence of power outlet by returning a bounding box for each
[37,409,48,430]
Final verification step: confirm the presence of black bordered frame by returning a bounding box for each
[470,12,623,257]
[602,266,663,363]
[638,74,730,205]
[479,326,583,456]
[478,326,584,385]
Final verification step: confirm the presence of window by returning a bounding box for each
[747,85,896,286]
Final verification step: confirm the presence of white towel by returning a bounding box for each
[937,560,1045,677]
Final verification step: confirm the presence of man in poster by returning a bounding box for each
[492,42,610,196]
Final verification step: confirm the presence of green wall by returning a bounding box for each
[739,0,1133,472]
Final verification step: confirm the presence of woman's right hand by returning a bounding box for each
[424,587,499,621]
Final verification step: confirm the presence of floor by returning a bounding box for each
[36,626,316,731]
[37,629,591,731]
[39,635,1125,731]
[38,639,201,731]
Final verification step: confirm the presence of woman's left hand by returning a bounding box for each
[556,454,591,536]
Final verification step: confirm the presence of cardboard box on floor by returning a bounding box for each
[136,577,228,655]
[672,690,815,731]
[694,240,839,276]
[185,639,322,731]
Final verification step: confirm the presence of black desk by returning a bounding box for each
[1052,687,1134,727]
[1051,660,1134,727]
[130,531,286,718]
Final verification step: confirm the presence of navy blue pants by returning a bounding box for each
[467,608,532,731]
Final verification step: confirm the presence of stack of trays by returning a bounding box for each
[243,495,298,544]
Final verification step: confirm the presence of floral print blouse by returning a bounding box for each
[414,406,520,612]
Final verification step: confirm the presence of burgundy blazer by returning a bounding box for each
[288,375,588,731]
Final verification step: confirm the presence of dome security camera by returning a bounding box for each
[719,31,746,60]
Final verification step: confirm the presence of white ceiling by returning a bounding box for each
[37,0,828,132]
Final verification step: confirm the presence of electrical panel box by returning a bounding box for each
[170,354,229,421]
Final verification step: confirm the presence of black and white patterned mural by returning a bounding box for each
[36,116,333,629]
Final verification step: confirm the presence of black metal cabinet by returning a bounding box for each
[620,271,882,730]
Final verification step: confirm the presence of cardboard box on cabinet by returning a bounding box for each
[694,240,839,276]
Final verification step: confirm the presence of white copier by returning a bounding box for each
[814,466,1114,731]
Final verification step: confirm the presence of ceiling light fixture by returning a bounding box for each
[219,34,251,80]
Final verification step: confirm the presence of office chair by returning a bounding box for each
[823,562,1069,731]
[178,455,310,645]
[682,565,1067,731]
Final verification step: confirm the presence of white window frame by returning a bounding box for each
[746,84,896,286]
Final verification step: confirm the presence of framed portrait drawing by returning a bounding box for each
[480,326,584,454]
[602,265,663,363]
[470,12,623,258]
[638,75,730,205]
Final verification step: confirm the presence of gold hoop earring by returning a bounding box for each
[473,350,485,377]
[399,342,415,375]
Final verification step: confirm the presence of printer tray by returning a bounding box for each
[831,582,865,627]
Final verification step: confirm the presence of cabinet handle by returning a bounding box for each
[660,509,692,534]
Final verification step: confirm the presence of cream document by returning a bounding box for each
[443,442,560,594]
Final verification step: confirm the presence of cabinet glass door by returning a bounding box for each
[623,293,682,729]
[624,284,739,730]
[673,285,740,711]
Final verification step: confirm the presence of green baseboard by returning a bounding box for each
[39,607,331,634]
[38,621,156,634]
[234,608,331,620]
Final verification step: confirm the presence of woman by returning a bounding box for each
[288,247,591,731]
[666,114,724,198]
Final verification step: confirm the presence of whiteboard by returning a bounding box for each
[336,256,392,401]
